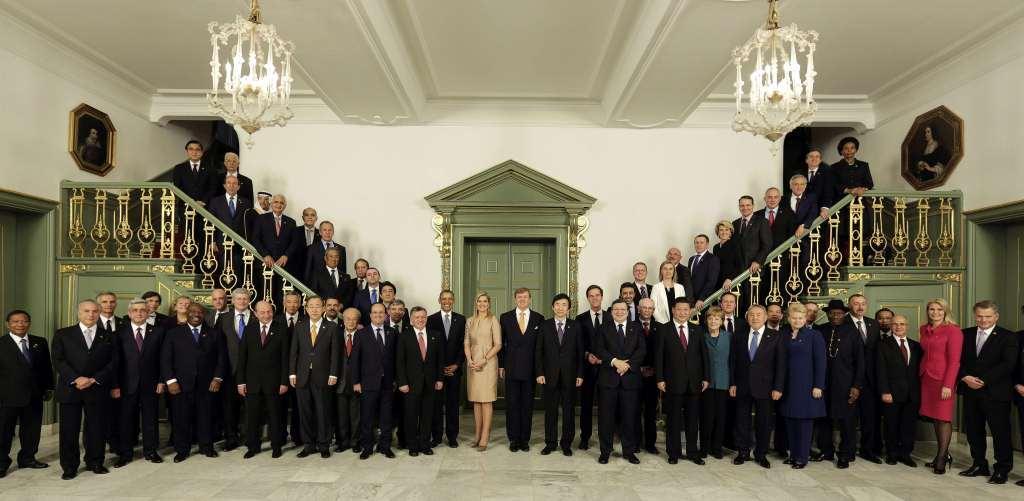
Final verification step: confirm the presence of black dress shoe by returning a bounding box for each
[711,451,724,460]
[520,443,530,452]
[959,465,990,477]
[422,448,434,456]
[448,440,458,448]
[837,459,850,469]
[18,460,49,469]
[988,472,1009,484]
[667,456,678,465]
[352,445,362,454]
[334,445,346,453]
[541,445,556,455]
[409,450,419,457]
[809,451,832,462]
[578,440,590,451]
[792,463,806,469]
[859,452,883,464]
[625,453,640,465]
[202,449,219,458]
[89,465,110,474]
[509,443,519,452]
[296,449,314,458]
[173,453,188,463]
[774,450,789,460]
[61,471,77,480]
[430,439,442,448]
[733,454,749,465]
[561,447,572,457]
[1015,478,1024,486]
[0,469,7,478]
[689,456,706,466]
[598,453,609,464]
[272,448,283,458]
[244,450,258,459]
[381,448,395,458]
[898,456,917,468]
[113,457,131,468]
[644,446,659,455]
[885,456,898,465]
[754,457,770,469]
[359,450,372,460]
[144,453,163,464]
[396,443,406,450]
[783,458,794,465]
[319,450,329,459]
[223,441,239,452]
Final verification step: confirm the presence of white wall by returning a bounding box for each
[0,14,193,200]
[856,16,1024,211]
[242,123,779,312]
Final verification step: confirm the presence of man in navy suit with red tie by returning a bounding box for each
[251,194,300,303]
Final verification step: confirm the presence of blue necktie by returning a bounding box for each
[19,338,31,365]
[370,289,378,304]
[748,330,760,360]
[192,327,200,344]
[228,196,236,217]
[237,314,246,340]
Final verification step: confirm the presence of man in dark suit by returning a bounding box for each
[666,248,695,300]
[799,148,835,213]
[276,291,305,447]
[729,304,785,469]
[427,290,466,448]
[396,307,444,457]
[575,284,608,450]
[593,299,645,464]
[733,196,773,312]
[95,292,121,457]
[215,288,254,451]
[53,300,117,479]
[214,152,255,203]
[786,174,821,272]
[752,187,795,305]
[499,288,545,452]
[309,247,356,308]
[846,294,883,463]
[236,301,290,459]
[206,288,231,329]
[251,194,301,303]
[288,296,340,458]
[632,262,653,301]
[304,221,348,283]
[958,300,1018,484]
[689,235,721,308]
[876,314,921,467]
[171,140,216,208]
[289,207,320,280]
[352,303,398,459]
[811,300,865,469]
[0,310,54,477]
[535,294,583,456]
[635,298,661,454]
[334,308,362,453]
[616,282,640,322]
[244,191,272,241]
[141,291,168,327]
[656,298,710,465]
[112,299,166,467]
[353,268,383,320]
[207,176,251,283]
[162,303,224,463]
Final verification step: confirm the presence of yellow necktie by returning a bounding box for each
[310,323,318,345]
[517,312,526,334]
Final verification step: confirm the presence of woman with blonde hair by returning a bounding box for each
[917,298,961,474]
[464,291,502,451]
[712,220,742,290]
[651,260,687,323]
[162,295,192,328]
[700,306,732,459]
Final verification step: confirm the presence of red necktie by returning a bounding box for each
[768,209,775,228]
[642,321,650,337]
[678,324,688,350]
[899,338,909,366]
[275,217,281,236]
[260,325,268,347]
[346,333,353,357]
[418,332,427,361]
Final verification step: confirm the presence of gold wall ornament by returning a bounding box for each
[159,189,176,259]
[766,255,783,305]
[934,272,961,283]
[848,195,864,266]
[174,280,195,288]
[199,219,218,288]
[151,264,175,273]
[824,211,842,281]
[241,249,257,301]
[748,269,762,306]
[847,273,872,281]
[261,263,275,305]
[68,187,87,257]
[179,206,198,273]
[431,213,452,291]
[937,197,955,267]
[60,263,88,273]
[567,214,590,316]
[785,243,803,304]
[913,198,932,266]
[89,189,111,257]
[827,287,850,299]
[805,225,823,295]
[113,190,134,258]
[137,188,156,257]
[868,197,887,266]
[891,197,910,266]
[219,237,238,290]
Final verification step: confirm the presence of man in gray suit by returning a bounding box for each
[289,296,340,458]
[215,288,253,451]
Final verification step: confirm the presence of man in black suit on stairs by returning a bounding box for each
[499,288,545,452]
[732,196,772,312]
[688,235,720,309]
[252,194,301,304]
[112,299,166,467]
[0,310,54,478]
[427,290,466,448]
[304,221,347,284]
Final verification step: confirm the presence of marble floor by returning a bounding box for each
[1,415,1022,500]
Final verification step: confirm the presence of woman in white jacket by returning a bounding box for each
[651,260,687,323]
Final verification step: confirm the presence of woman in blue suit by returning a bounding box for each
[779,302,826,469]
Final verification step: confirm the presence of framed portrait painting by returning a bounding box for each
[68,103,117,176]
[900,105,963,190]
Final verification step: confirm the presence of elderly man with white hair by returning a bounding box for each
[216,151,254,203]
[252,194,300,304]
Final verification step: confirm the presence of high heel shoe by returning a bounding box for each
[477,443,488,452]
[930,453,953,474]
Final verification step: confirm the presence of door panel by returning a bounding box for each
[868,283,948,339]
[0,212,14,318]
[464,240,555,317]
[472,242,510,315]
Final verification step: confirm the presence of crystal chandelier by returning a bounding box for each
[731,0,818,145]
[208,0,294,148]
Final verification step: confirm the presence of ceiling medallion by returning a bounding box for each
[208,0,294,148]
[731,0,818,152]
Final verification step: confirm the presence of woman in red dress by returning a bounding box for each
[917,298,962,474]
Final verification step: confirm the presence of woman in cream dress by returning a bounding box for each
[464,291,502,451]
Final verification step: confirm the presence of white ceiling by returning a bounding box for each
[3,0,1023,127]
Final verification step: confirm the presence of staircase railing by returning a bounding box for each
[60,181,313,304]
[695,189,963,315]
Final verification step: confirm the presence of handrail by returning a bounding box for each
[59,180,315,297]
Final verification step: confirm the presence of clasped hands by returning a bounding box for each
[611,358,630,376]
[534,376,584,388]
[961,375,985,390]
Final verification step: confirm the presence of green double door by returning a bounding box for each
[463,240,556,318]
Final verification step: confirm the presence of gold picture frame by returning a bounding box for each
[68,103,117,176]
